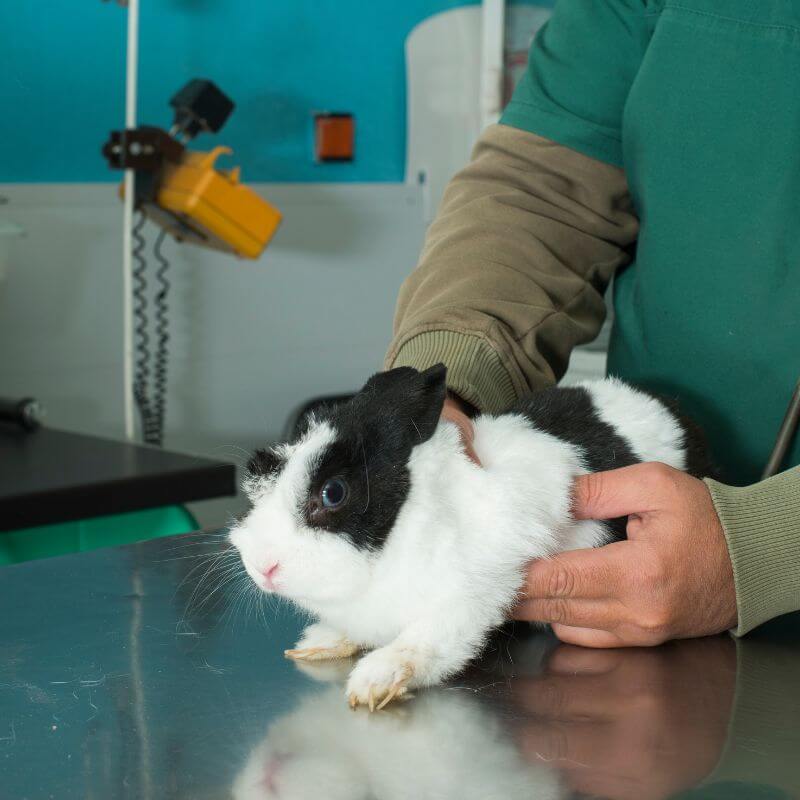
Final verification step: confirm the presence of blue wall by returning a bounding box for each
[0,1,549,183]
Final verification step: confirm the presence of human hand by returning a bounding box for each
[514,463,738,646]
[440,392,480,464]
[511,636,736,800]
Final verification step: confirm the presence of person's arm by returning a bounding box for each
[386,0,656,411]
[705,466,800,636]
[385,124,639,413]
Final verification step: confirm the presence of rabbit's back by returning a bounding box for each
[511,377,707,477]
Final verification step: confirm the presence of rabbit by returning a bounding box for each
[229,364,710,710]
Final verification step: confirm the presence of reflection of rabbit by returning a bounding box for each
[231,680,565,800]
[231,365,708,709]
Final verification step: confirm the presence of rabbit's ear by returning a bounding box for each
[360,364,447,445]
[406,364,448,443]
[360,366,416,396]
[246,447,284,479]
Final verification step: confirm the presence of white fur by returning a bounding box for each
[231,682,565,800]
[230,421,375,610]
[582,377,687,470]
[230,378,690,704]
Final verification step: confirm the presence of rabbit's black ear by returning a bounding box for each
[360,364,447,444]
[407,364,448,443]
[360,366,417,396]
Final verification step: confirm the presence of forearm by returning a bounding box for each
[386,123,639,413]
[705,466,800,635]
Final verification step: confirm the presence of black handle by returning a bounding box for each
[0,397,44,431]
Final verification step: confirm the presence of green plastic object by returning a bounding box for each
[0,505,198,566]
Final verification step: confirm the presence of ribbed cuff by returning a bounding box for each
[705,467,800,636]
[386,330,518,414]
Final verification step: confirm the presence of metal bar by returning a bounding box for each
[762,378,800,479]
[480,0,506,130]
[122,0,140,440]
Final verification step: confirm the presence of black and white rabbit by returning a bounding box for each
[230,364,709,710]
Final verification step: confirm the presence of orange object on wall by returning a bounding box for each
[314,113,354,162]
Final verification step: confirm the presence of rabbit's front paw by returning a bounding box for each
[285,623,358,662]
[346,648,416,711]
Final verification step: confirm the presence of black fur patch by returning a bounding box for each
[246,447,285,480]
[514,386,640,539]
[301,365,448,551]
[514,386,640,473]
[655,394,718,480]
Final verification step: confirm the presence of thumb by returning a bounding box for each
[441,401,480,465]
[572,463,669,520]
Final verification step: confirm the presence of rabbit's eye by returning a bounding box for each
[321,477,348,508]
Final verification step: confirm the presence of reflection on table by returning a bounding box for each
[0,533,798,800]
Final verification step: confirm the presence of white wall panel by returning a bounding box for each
[0,181,607,528]
[0,183,427,525]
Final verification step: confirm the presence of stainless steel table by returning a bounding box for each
[1,534,798,799]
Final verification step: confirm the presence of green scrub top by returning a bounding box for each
[501,0,800,485]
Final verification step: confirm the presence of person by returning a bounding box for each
[384,0,800,646]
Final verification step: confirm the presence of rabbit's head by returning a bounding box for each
[229,365,448,612]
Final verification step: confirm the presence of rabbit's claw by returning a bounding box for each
[285,624,358,662]
[346,655,415,712]
[284,642,358,661]
[376,680,410,710]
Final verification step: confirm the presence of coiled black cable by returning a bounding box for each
[152,229,171,445]
[131,214,170,446]
[132,212,155,443]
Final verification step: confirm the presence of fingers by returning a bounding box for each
[572,462,681,521]
[516,544,628,603]
[440,398,481,465]
[514,598,622,630]
[462,441,481,465]
[552,625,628,648]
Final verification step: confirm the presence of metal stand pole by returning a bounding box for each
[122,0,140,440]
[762,379,800,479]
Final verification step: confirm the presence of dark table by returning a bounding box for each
[0,427,236,531]
[1,534,799,799]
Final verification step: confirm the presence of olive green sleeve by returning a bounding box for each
[705,466,800,636]
[384,123,639,413]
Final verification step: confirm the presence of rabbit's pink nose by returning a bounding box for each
[262,562,280,588]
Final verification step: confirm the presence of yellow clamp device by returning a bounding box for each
[104,79,282,259]
[144,146,282,259]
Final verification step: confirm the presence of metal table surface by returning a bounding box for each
[1,534,798,800]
